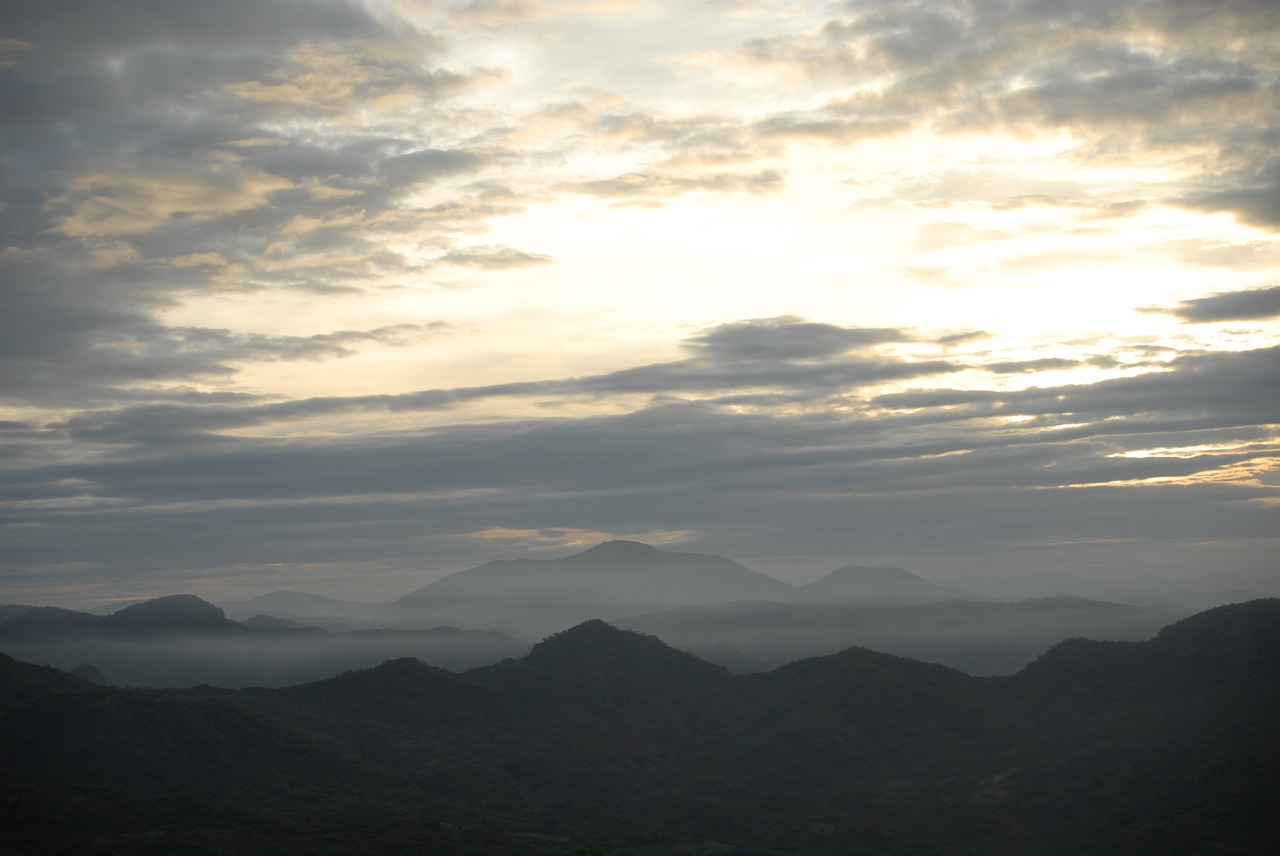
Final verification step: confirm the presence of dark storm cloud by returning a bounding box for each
[1146,284,1280,322]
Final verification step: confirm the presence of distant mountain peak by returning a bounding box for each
[387,540,794,636]
[106,594,239,635]
[112,594,225,619]
[793,564,994,606]
[568,539,662,560]
[525,619,727,683]
[530,619,678,661]
[825,565,915,583]
[535,618,628,646]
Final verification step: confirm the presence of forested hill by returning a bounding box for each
[3,600,1278,855]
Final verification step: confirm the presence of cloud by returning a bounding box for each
[876,345,1280,433]
[567,168,785,203]
[982,358,1081,374]
[731,0,1280,228]
[1144,284,1280,322]
[683,317,912,361]
[437,246,553,268]
[0,0,532,408]
[447,0,538,24]
[1182,160,1280,230]
[4,339,1276,597]
[26,318,949,442]
[379,149,488,188]
[0,256,443,400]
[50,156,296,239]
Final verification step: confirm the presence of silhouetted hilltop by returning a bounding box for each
[519,619,728,691]
[0,595,244,641]
[240,613,319,631]
[0,651,92,712]
[0,604,36,623]
[0,605,104,641]
[105,594,244,636]
[278,654,511,731]
[1017,597,1280,691]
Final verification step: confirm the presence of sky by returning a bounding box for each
[2,0,1278,608]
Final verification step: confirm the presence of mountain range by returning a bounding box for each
[0,595,529,687]
[2,541,1220,684]
[615,596,1185,675]
[378,540,1253,638]
[3,599,1277,854]
[381,539,798,635]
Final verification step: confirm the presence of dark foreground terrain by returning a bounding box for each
[3,599,1278,855]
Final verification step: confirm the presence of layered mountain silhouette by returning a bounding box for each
[0,594,528,687]
[2,601,1277,854]
[380,540,1011,636]
[616,596,1186,675]
[0,594,245,642]
[4,541,1212,684]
